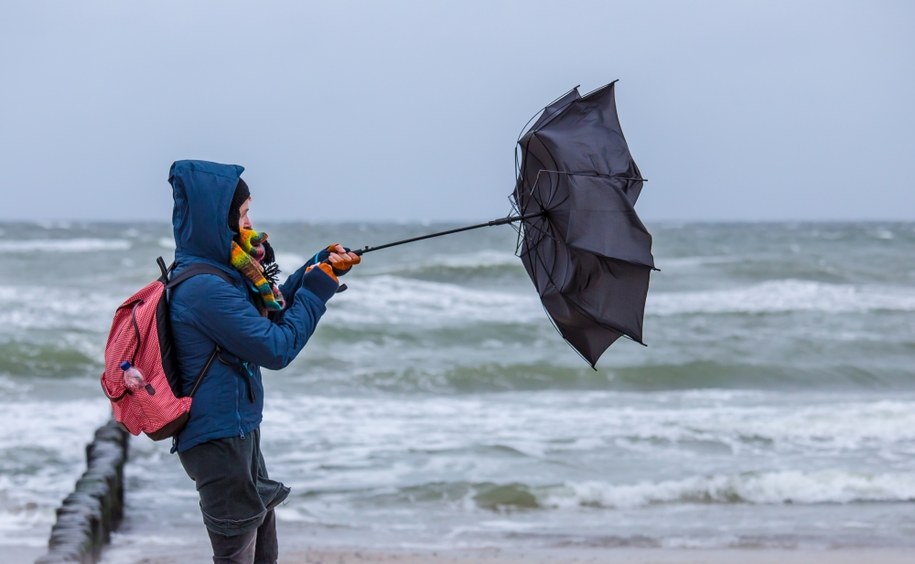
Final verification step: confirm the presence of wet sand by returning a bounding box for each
[287,547,913,564]
[110,546,915,564]
[93,521,915,564]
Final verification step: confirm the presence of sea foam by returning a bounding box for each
[0,239,131,253]
[329,275,543,326]
[548,470,915,508]
[0,286,119,331]
[649,279,915,315]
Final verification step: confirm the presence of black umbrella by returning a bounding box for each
[344,81,654,367]
[511,81,654,367]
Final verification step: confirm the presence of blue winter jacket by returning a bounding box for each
[167,160,338,453]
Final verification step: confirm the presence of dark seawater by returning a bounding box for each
[1,221,914,560]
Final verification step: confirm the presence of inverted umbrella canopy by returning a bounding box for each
[512,81,654,367]
[349,80,653,368]
[516,81,645,206]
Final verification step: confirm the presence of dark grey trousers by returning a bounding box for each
[206,508,277,564]
[179,428,290,564]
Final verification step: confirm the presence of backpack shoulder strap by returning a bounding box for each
[163,259,235,289]
[157,258,236,399]
[189,346,221,398]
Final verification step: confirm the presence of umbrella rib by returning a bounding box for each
[516,214,563,253]
[527,170,645,216]
[508,200,560,258]
[538,169,648,183]
[528,170,569,213]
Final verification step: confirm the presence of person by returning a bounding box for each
[166,160,360,563]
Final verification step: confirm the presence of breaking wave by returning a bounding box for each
[0,238,131,253]
[649,279,915,315]
[361,470,915,512]
[329,275,542,326]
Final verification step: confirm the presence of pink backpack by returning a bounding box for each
[100,258,232,441]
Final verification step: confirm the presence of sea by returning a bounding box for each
[1,221,914,562]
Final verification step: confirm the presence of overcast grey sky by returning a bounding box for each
[1,1,912,223]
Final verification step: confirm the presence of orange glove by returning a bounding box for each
[325,243,361,276]
[306,262,338,283]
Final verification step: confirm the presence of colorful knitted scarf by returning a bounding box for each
[231,228,285,313]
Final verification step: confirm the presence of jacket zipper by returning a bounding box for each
[235,378,244,439]
[242,361,256,402]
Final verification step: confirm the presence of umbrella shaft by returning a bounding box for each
[355,213,542,255]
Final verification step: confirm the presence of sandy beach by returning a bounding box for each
[289,548,915,564]
[109,546,915,564]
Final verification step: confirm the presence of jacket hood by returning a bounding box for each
[169,160,245,265]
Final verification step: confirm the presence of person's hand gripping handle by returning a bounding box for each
[305,244,362,292]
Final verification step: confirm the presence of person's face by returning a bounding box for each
[238,197,252,232]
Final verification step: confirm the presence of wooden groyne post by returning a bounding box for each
[36,419,129,564]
